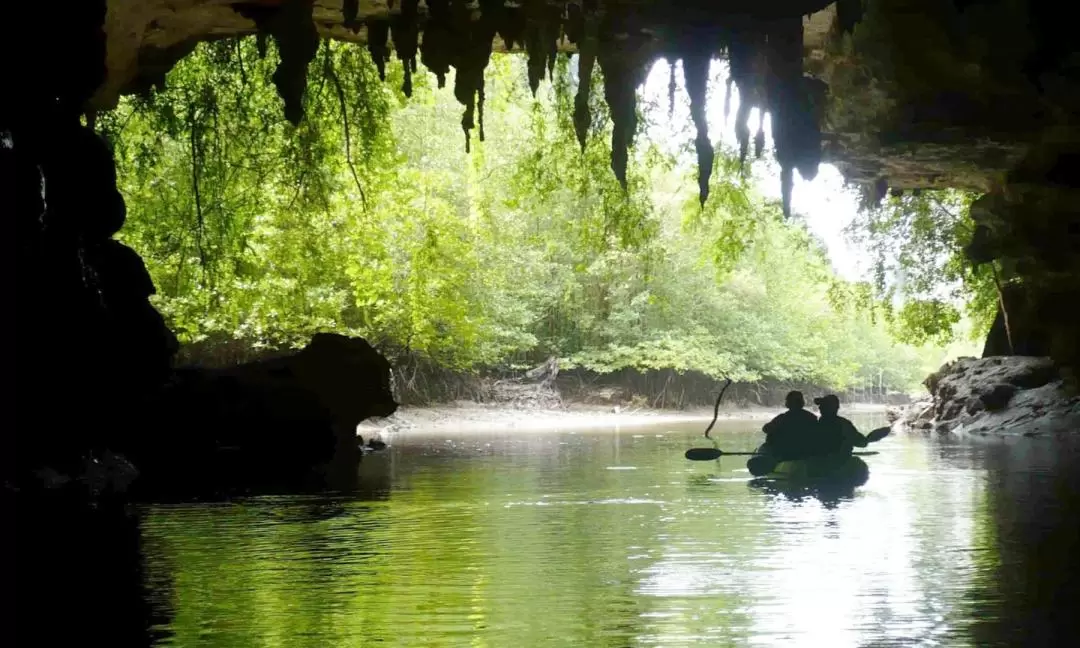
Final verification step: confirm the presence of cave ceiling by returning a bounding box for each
[87,0,1078,209]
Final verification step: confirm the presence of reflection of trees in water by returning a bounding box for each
[124,426,1080,646]
[386,434,657,645]
[140,491,394,646]
[138,441,657,646]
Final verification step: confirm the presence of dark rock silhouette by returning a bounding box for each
[14,119,178,486]
[965,143,1080,374]
[131,333,397,496]
[17,495,169,647]
[19,129,174,468]
[981,283,1052,358]
[359,435,389,452]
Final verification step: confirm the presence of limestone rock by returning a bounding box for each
[896,356,1080,438]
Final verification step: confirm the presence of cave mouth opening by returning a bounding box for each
[10,0,1080,503]
[10,1,861,502]
[10,5,1080,643]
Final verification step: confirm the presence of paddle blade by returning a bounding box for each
[685,447,723,461]
[866,426,891,443]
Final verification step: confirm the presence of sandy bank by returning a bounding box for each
[358,401,890,434]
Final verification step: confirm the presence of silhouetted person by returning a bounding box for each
[761,391,818,460]
[812,395,869,456]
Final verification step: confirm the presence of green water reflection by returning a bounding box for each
[140,414,1077,647]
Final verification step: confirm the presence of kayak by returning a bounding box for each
[767,455,869,485]
[747,448,869,487]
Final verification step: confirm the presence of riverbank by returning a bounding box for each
[358,401,891,435]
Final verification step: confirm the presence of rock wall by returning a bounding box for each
[895,356,1080,437]
[965,140,1080,376]
[8,1,400,498]
[805,1,1080,370]
[13,106,179,484]
[807,0,1078,194]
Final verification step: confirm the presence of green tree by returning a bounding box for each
[846,190,997,346]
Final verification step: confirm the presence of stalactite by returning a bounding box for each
[234,0,828,206]
[682,50,713,206]
[780,163,794,221]
[391,0,420,97]
[498,7,526,51]
[723,77,733,120]
[763,16,809,218]
[544,7,560,81]
[521,1,562,96]
[453,0,498,153]
[727,29,765,169]
[563,2,583,45]
[735,100,752,166]
[420,0,451,88]
[479,86,486,143]
[261,0,319,127]
[795,76,826,182]
[598,30,648,189]
[754,114,765,158]
[366,18,391,81]
[524,1,548,95]
[342,0,360,32]
[668,61,677,120]
[573,16,597,152]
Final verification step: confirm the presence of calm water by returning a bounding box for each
[137,414,1080,647]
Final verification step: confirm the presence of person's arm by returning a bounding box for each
[763,414,782,435]
[843,420,869,448]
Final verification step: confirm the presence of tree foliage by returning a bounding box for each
[101,38,947,393]
[846,190,997,346]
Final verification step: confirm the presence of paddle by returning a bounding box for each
[866,426,891,443]
[685,448,881,461]
[685,426,893,462]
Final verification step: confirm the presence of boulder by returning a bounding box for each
[130,333,397,495]
[895,356,1080,437]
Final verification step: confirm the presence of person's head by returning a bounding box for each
[784,391,805,410]
[814,394,841,417]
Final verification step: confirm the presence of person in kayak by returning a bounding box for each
[812,394,870,456]
[760,391,818,460]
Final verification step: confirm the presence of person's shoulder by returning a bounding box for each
[798,409,818,420]
[768,411,789,423]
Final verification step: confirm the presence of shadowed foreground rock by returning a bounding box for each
[129,333,398,496]
[894,356,1080,438]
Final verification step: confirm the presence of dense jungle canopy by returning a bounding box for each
[96,38,992,395]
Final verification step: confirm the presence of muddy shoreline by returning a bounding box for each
[358,401,891,435]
